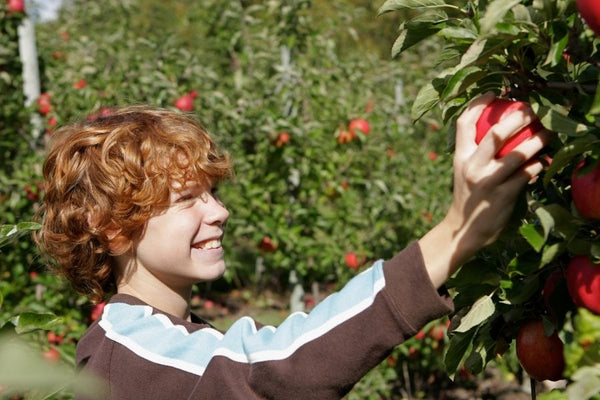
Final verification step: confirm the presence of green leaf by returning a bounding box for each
[480,0,522,34]
[567,366,600,400]
[444,328,477,377]
[411,82,440,121]
[532,104,590,137]
[378,0,451,15]
[440,66,487,101]
[543,135,599,185]
[540,242,566,267]
[574,308,600,345]
[11,312,62,334]
[544,23,569,67]
[519,223,545,252]
[588,75,600,116]
[0,222,42,249]
[534,204,579,241]
[391,20,443,57]
[501,273,541,304]
[455,294,495,333]
[537,390,568,400]
[437,26,477,41]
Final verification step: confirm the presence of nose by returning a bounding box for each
[202,192,229,226]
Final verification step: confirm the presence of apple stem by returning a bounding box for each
[530,377,536,400]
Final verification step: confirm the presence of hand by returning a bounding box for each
[419,92,551,287]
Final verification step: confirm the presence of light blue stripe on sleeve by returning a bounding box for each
[99,259,387,376]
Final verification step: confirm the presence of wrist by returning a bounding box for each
[418,212,479,288]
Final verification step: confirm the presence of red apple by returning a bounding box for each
[174,94,194,111]
[47,331,64,344]
[348,118,370,137]
[577,0,600,36]
[345,252,360,269]
[274,132,290,147]
[566,255,600,314]
[337,129,353,144]
[516,319,565,381]
[428,151,438,161]
[74,79,87,89]
[542,268,574,322]
[571,160,600,220]
[475,99,544,158]
[258,237,277,253]
[42,347,60,363]
[6,0,24,13]
[37,93,52,115]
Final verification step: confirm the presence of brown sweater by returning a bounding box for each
[76,242,453,399]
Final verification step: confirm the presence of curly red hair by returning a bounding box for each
[34,106,232,303]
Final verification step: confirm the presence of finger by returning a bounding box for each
[492,129,552,182]
[509,129,552,161]
[500,158,545,194]
[455,92,496,156]
[474,108,538,162]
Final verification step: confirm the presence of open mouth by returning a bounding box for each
[192,239,222,250]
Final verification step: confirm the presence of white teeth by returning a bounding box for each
[194,239,221,250]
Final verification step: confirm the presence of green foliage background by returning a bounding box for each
[1,1,457,398]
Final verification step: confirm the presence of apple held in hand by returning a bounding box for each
[516,319,565,382]
[566,255,600,314]
[475,99,544,158]
[577,0,600,36]
[571,160,600,220]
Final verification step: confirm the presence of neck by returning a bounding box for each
[117,276,193,321]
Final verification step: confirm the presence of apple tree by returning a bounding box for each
[1,0,460,398]
[379,0,600,398]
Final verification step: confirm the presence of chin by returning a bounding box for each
[197,262,227,282]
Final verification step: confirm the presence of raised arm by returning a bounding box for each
[419,92,551,288]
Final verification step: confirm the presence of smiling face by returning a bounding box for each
[119,181,230,294]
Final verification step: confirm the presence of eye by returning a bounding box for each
[174,192,195,203]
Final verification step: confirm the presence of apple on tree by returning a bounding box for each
[348,118,370,138]
[37,93,52,115]
[74,79,87,89]
[475,99,544,158]
[6,0,25,13]
[258,237,277,253]
[337,129,353,144]
[42,347,60,363]
[174,93,194,112]
[577,0,600,37]
[542,268,573,323]
[516,319,565,382]
[345,252,360,269]
[566,255,600,315]
[571,159,600,220]
[274,132,290,147]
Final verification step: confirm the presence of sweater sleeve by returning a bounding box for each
[95,242,453,399]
